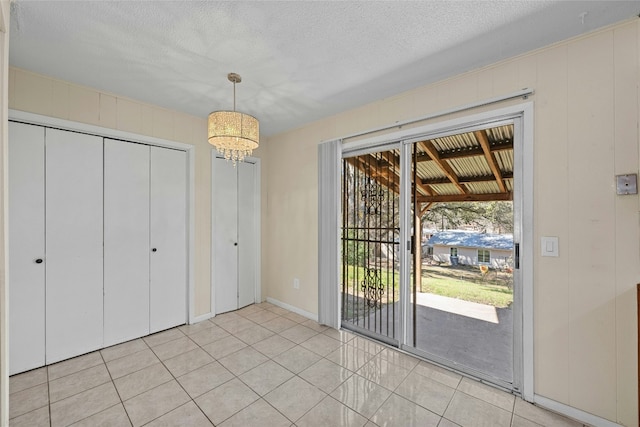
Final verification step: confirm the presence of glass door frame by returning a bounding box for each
[400,116,521,392]
[338,102,534,399]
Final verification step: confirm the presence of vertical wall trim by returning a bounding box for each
[0,19,9,426]
[520,102,535,401]
[210,149,215,318]
[399,141,411,346]
[186,144,196,324]
[252,158,262,305]
[318,139,341,328]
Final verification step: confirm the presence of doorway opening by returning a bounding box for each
[340,118,522,391]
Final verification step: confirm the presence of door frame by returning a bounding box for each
[210,151,261,316]
[400,115,523,392]
[338,102,534,400]
[8,109,196,324]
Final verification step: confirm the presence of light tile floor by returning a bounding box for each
[9,302,586,427]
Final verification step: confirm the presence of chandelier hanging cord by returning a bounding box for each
[228,72,241,111]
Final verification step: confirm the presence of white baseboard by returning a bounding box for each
[533,395,623,427]
[189,312,213,324]
[266,297,318,322]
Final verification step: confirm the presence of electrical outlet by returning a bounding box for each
[293,278,300,289]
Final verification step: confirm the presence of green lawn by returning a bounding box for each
[420,274,512,307]
[342,264,513,308]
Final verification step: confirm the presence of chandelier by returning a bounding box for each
[208,73,259,165]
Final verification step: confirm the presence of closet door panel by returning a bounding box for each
[45,128,104,364]
[8,122,46,374]
[237,161,256,309]
[212,157,239,314]
[104,139,150,347]
[150,147,187,332]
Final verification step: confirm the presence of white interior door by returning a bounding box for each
[150,146,187,333]
[212,156,239,314]
[8,122,46,375]
[45,128,104,364]
[104,139,150,346]
[237,161,257,309]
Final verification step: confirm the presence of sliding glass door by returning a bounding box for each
[405,122,517,388]
[338,113,525,393]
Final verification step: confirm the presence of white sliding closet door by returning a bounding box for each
[213,157,239,314]
[150,147,187,333]
[45,128,104,364]
[104,139,150,346]
[212,156,258,314]
[8,122,46,375]
[237,161,257,308]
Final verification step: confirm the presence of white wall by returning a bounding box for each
[264,19,639,426]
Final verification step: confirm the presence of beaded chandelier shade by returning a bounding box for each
[208,73,259,164]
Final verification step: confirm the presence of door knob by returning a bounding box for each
[35,258,43,264]
[152,248,157,252]
[234,243,238,246]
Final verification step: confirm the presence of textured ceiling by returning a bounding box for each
[9,1,640,136]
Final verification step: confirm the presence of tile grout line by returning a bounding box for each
[202,308,269,425]
[275,327,380,424]
[96,348,129,425]
[152,334,218,425]
[312,331,443,425]
[142,334,209,425]
[16,308,374,425]
[232,307,334,425]
[54,350,129,427]
[11,303,578,427]
[72,337,170,424]
[162,309,278,426]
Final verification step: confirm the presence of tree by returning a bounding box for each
[421,201,513,233]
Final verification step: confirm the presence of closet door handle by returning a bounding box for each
[152,248,157,252]
[35,258,43,264]
[234,243,238,246]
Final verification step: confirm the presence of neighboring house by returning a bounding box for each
[428,230,513,269]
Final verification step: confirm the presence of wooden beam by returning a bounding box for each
[419,141,467,194]
[415,138,512,162]
[378,150,433,197]
[417,192,513,203]
[353,154,389,178]
[378,151,407,194]
[419,202,434,217]
[475,130,507,193]
[345,155,399,194]
[421,171,513,185]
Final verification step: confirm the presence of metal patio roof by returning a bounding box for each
[345,123,514,214]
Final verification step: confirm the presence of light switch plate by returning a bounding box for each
[541,236,559,257]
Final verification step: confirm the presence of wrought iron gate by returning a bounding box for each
[341,149,400,343]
